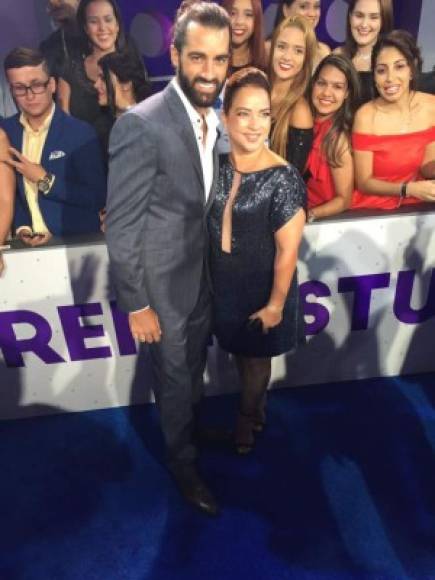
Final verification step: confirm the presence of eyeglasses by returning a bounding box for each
[10,79,50,97]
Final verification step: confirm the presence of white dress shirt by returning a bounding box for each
[172,78,219,200]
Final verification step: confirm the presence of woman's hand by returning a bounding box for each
[99,208,106,233]
[249,304,283,333]
[407,180,435,202]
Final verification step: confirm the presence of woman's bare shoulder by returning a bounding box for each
[414,90,435,110]
[353,101,376,131]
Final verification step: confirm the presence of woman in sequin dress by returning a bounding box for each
[208,68,306,453]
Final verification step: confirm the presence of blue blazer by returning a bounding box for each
[1,106,107,236]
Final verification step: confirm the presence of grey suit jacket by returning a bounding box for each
[105,82,218,317]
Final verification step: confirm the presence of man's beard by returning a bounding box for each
[177,61,223,109]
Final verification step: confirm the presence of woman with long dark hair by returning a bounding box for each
[208,68,306,453]
[93,50,150,160]
[269,15,316,173]
[334,0,393,103]
[352,30,435,210]
[96,51,150,115]
[305,54,360,220]
[271,0,330,69]
[222,0,267,74]
[58,0,146,127]
[336,0,393,70]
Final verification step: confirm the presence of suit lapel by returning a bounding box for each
[204,146,220,213]
[164,84,205,196]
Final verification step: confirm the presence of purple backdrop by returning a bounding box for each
[0,1,428,79]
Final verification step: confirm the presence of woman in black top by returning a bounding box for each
[333,0,393,105]
[93,50,150,162]
[269,15,316,175]
[58,0,146,127]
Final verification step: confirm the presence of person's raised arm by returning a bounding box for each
[0,129,15,274]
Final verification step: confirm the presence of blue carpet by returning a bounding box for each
[1,374,435,580]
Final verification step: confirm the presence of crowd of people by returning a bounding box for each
[1,0,435,515]
[1,0,435,255]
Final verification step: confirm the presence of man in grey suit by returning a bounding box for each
[105,2,230,516]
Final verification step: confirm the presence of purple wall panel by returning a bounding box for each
[0,1,427,77]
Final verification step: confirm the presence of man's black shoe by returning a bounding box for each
[172,464,220,516]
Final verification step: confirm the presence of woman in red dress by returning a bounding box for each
[305,54,360,221]
[352,30,435,210]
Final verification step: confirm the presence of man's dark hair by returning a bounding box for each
[172,1,230,53]
[4,47,51,77]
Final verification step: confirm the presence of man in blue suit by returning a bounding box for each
[2,47,106,246]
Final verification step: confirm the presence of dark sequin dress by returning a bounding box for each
[208,155,307,357]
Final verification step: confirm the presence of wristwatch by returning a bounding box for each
[37,172,54,194]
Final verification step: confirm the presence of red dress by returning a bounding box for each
[351,127,435,210]
[306,118,338,209]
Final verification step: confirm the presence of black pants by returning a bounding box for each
[149,278,211,471]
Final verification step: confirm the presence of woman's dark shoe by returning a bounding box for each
[252,409,266,432]
[235,412,256,455]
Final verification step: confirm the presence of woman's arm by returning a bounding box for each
[57,77,71,114]
[353,106,435,201]
[251,208,306,330]
[421,141,435,178]
[0,130,15,274]
[310,136,353,219]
